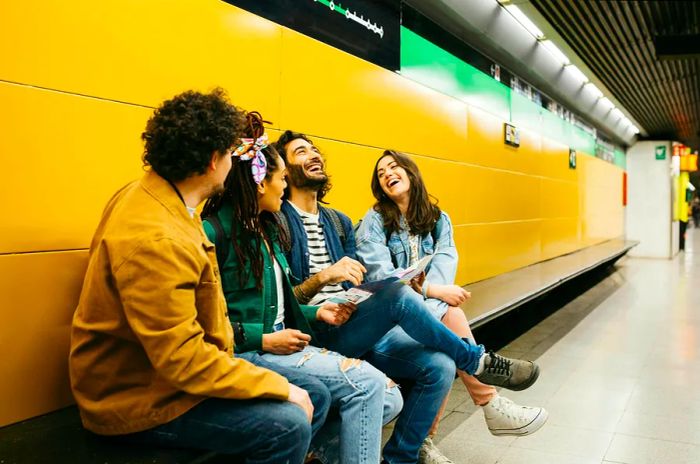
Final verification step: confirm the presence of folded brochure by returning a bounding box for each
[308,254,433,306]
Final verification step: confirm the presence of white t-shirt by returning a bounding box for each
[272,258,285,325]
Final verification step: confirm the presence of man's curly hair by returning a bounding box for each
[142,88,246,182]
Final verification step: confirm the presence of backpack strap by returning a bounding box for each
[320,206,346,248]
[273,210,292,252]
[207,215,229,266]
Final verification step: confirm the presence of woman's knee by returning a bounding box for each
[341,358,386,394]
[346,362,403,424]
[441,306,473,339]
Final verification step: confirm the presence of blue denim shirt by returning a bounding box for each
[355,208,458,319]
[281,200,357,290]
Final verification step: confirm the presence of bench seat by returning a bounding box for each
[462,238,638,328]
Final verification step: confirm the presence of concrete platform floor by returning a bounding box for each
[411,228,700,464]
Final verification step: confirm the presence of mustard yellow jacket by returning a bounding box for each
[69,171,289,435]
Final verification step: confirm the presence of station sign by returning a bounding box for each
[226,0,401,70]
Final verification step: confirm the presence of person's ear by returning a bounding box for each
[257,180,266,195]
[209,152,222,171]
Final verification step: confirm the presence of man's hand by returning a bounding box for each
[409,271,426,295]
[319,257,366,286]
[316,302,356,326]
[429,284,471,306]
[287,384,314,423]
[262,329,311,354]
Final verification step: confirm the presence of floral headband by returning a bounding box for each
[233,133,268,184]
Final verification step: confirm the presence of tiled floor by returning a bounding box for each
[429,228,700,464]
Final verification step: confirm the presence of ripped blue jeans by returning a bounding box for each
[261,345,403,464]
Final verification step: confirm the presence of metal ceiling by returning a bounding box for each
[529,0,700,150]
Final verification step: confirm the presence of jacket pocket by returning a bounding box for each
[388,237,407,267]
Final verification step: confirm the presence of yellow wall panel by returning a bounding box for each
[465,107,544,176]
[540,178,579,218]
[0,0,282,119]
[541,217,581,261]
[0,251,88,427]
[465,107,510,169]
[540,136,577,182]
[278,29,468,160]
[515,128,545,177]
[0,82,147,253]
[455,221,542,284]
[301,138,381,222]
[578,156,625,245]
[0,0,628,425]
[347,154,543,227]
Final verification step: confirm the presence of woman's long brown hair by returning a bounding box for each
[370,150,441,238]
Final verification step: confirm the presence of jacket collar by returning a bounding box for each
[139,170,207,242]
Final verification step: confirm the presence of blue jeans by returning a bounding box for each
[367,328,455,463]
[316,283,484,373]
[315,284,485,463]
[260,345,403,464]
[112,352,331,464]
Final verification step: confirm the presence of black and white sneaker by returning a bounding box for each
[474,351,540,391]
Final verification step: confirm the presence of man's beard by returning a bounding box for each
[287,163,329,192]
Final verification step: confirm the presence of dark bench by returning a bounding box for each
[0,407,220,464]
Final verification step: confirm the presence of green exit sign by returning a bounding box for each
[655,145,666,160]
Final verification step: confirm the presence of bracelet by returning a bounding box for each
[294,285,310,304]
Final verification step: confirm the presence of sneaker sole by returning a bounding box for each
[508,363,540,391]
[489,407,549,436]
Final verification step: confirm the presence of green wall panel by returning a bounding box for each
[400,27,510,121]
[400,26,622,167]
[511,91,542,133]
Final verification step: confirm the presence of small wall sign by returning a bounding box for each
[569,148,577,169]
[504,123,520,147]
[655,145,666,160]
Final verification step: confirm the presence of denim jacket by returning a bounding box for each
[203,202,320,353]
[281,200,357,290]
[355,208,458,318]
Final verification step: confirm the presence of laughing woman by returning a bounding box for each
[355,150,548,464]
[202,114,402,464]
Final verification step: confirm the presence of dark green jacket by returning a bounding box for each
[203,203,321,353]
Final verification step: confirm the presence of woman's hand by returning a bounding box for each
[429,284,471,306]
[408,271,426,295]
[262,329,311,354]
[316,302,356,326]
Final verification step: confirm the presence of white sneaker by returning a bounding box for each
[418,437,454,464]
[482,395,548,436]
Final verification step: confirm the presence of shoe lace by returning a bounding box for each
[485,352,512,376]
[489,396,534,423]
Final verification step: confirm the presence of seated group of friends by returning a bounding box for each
[69,89,548,464]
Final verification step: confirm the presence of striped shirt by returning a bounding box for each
[291,203,344,303]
